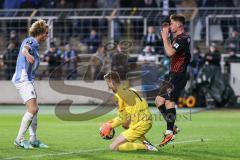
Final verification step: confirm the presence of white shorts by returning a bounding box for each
[14,81,37,104]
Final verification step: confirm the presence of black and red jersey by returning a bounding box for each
[170,33,191,73]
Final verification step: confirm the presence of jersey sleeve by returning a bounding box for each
[172,36,190,53]
[111,94,128,128]
[24,39,35,55]
[111,111,128,128]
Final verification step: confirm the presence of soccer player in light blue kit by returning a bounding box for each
[12,19,49,149]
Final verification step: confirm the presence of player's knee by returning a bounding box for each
[165,100,175,109]
[155,96,165,107]
[28,107,39,115]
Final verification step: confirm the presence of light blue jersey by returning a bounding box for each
[12,37,40,83]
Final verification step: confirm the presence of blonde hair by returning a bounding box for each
[29,19,48,37]
[104,71,120,84]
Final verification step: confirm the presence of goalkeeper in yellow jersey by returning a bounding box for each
[101,71,158,151]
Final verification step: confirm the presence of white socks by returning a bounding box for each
[29,114,38,142]
[165,130,173,135]
[16,112,34,142]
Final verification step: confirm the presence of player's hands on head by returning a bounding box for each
[161,22,170,41]
[162,22,170,29]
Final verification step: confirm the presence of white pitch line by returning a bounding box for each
[1,148,105,160]
[172,138,211,144]
[1,139,212,160]
[154,138,211,146]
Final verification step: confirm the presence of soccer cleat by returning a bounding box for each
[143,140,158,151]
[29,140,49,148]
[14,140,33,149]
[159,132,174,147]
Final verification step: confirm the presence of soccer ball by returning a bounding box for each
[99,123,115,140]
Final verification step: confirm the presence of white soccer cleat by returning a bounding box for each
[29,140,49,148]
[143,140,158,152]
[14,139,33,149]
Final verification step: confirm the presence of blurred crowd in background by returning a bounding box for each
[0,0,240,81]
[0,0,239,10]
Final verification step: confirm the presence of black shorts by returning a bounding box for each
[158,72,188,103]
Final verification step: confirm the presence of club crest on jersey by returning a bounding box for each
[27,40,33,45]
[173,43,179,49]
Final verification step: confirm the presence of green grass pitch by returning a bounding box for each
[0,105,239,160]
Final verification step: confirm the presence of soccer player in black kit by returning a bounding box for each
[155,14,191,146]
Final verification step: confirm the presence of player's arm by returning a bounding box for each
[100,95,129,140]
[99,97,130,139]
[110,97,128,128]
[107,95,129,129]
[100,110,129,139]
[22,45,34,64]
[110,111,128,128]
[161,25,176,57]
